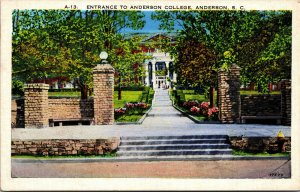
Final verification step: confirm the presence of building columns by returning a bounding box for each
[152,61,157,89]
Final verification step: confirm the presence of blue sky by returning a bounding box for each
[121,11,181,34]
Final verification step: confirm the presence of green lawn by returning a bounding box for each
[177,90,217,105]
[114,91,143,108]
[191,115,207,121]
[114,114,144,122]
[185,94,206,101]
[48,91,81,96]
[232,149,290,156]
[240,90,280,95]
[48,91,144,109]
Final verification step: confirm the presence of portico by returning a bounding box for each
[144,51,177,89]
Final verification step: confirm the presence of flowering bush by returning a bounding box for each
[190,106,200,114]
[186,101,219,121]
[135,102,148,109]
[114,108,126,118]
[125,103,135,109]
[182,101,198,109]
[116,102,149,116]
[207,107,219,119]
[199,102,209,110]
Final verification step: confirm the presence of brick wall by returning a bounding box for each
[281,80,291,125]
[48,98,94,119]
[229,136,291,153]
[218,64,241,123]
[11,138,120,156]
[11,99,24,128]
[12,97,94,127]
[241,94,281,116]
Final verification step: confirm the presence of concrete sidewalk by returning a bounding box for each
[12,89,291,140]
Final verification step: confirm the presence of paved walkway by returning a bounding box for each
[142,88,193,127]
[12,89,291,139]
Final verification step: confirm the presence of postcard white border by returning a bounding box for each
[1,0,300,191]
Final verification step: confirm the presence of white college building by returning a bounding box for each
[140,33,177,89]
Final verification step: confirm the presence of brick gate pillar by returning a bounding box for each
[218,64,241,123]
[93,63,115,125]
[24,83,49,128]
[281,79,291,125]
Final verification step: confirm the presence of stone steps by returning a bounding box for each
[117,135,233,159]
[118,149,232,156]
[118,144,231,151]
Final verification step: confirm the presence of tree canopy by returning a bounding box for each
[152,10,292,92]
[175,37,217,87]
[12,10,148,98]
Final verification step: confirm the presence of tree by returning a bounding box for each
[152,10,291,93]
[12,10,147,99]
[236,11,292,92]
[176,38,217,87]
[110,35,151,100]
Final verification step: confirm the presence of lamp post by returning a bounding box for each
[99,51,108,65]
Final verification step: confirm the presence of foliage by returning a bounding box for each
[186,101,219,120]
[152,10,291,92]
[12,10,148,99]
[155,70,167,76]
[111,36,151,90]
[237,11,292,91]
[172,38,217,87]
[12,79,24,96]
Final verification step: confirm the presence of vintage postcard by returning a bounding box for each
[1,0,300,191]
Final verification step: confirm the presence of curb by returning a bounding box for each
[12,155,291,163]
[114,106,153,125]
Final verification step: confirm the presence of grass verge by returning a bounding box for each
[240,90,280,95]
[232,149,290,156]
[12,152,117,159]
[115,114,144,122]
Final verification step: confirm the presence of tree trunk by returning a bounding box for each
[80,85,88,99]
[88,88,92,96]
[118,75,122,100]
[210,86,214,108]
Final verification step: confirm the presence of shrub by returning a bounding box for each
[207,107,219,120]
[183,101,199,109]
[188,101,219,121]
[122,102,149,115]
[12,79,24,96]
[114,108,126,118]
[190,106,200,114]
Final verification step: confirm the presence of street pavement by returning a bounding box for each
[11,159,291,178]
[12,89,291,140]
